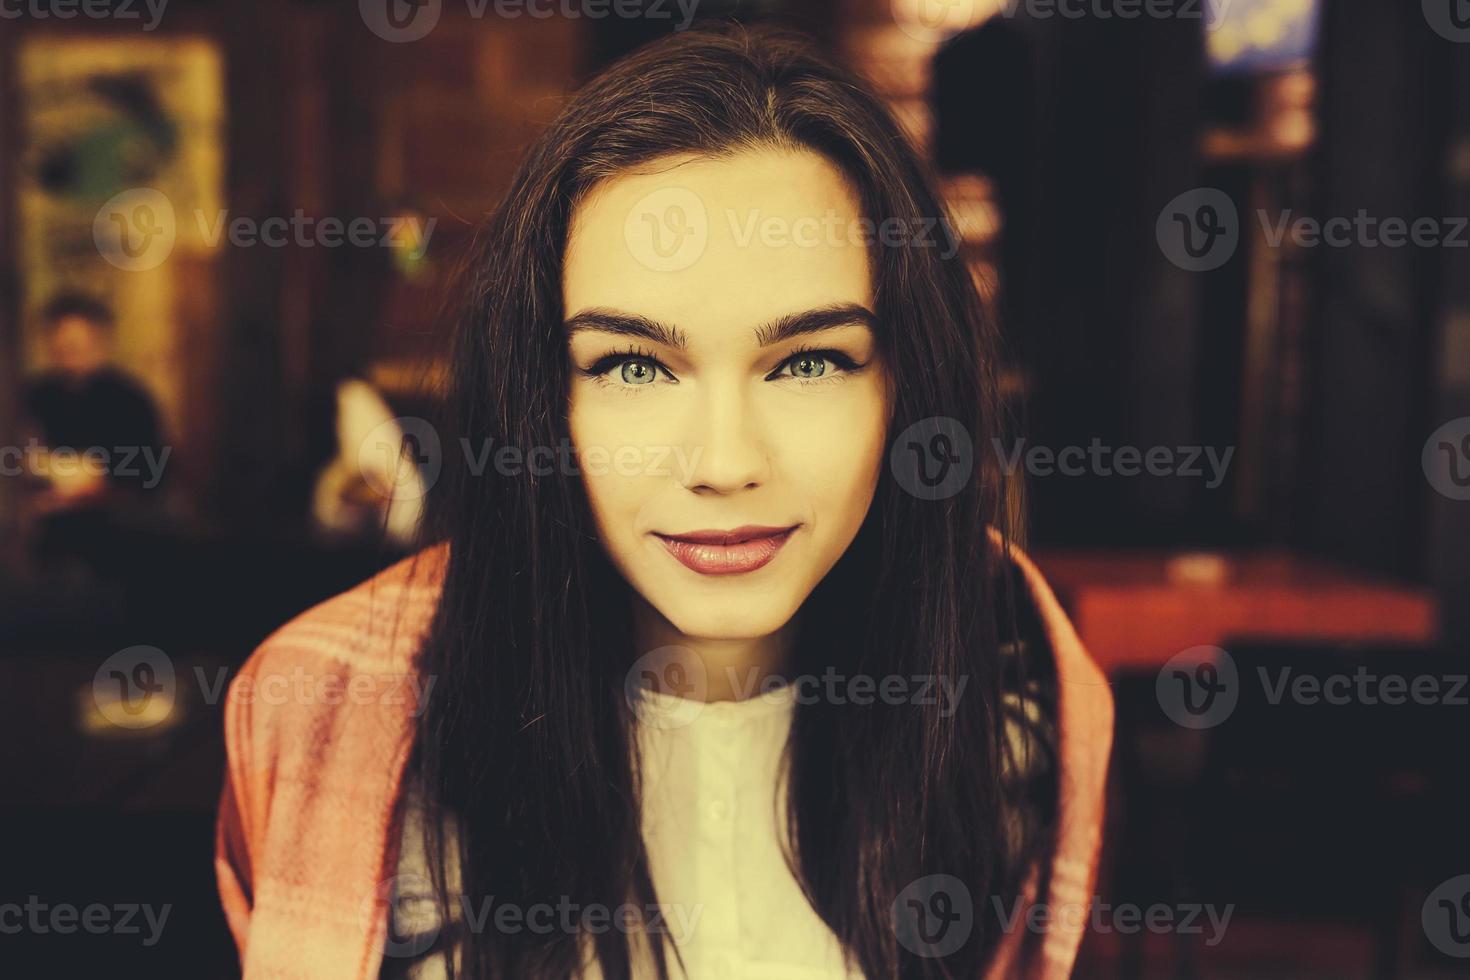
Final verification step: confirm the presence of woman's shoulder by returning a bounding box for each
[223,543,448,747]
[246,542,446,672]
[215,544,450,965]
[986,530,1115,976]
[989,529,1115,823]
[989,529,1112,704]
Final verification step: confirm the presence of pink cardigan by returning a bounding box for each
[215,539,1114,978]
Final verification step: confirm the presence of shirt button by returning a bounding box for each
[714,956,734,980]
[709,798,729,821]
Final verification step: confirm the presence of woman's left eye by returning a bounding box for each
[785,354,829,379]
[768,350,858,382]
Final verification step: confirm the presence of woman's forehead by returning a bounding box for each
[562,147,874,342]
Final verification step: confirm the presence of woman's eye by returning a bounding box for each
[584,349,857,387]
[771,349,857,382]
[581,352,672,387]
[786,354,828,379]
[619,359,659,385]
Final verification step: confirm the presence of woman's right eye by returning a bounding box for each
[581,352,676,389]
[617,358,659,385]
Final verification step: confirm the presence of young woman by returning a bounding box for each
[215,23,1113,980]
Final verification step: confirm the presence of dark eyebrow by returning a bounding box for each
[752,303,878,347]
[563,309,690,350]
[564,302,877,350]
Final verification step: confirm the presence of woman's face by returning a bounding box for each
[564,147,890,640]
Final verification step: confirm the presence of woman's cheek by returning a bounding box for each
[777,385,887,520]
[572,410,676,537]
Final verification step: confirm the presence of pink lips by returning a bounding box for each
[654,524,798,575]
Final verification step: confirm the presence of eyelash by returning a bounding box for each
[579,344,863,390]
[580,345,668,388]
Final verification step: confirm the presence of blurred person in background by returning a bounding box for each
[311,376,426,551]
[19,292,167,582]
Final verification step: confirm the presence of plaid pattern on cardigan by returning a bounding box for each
[216,535,1114,978]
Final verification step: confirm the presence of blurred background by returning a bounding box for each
[1,0,1467,976]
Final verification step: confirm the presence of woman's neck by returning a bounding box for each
[630,595,798,702]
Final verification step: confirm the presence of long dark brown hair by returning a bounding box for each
[414,22,1057,979]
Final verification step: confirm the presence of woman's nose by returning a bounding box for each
[679,382,770,494]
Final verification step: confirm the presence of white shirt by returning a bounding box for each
[381,683,865,979]
[630,683,862,979]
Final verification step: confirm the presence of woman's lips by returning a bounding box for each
[653,525,798,575]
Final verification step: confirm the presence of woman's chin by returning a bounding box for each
[653,598,800,644]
